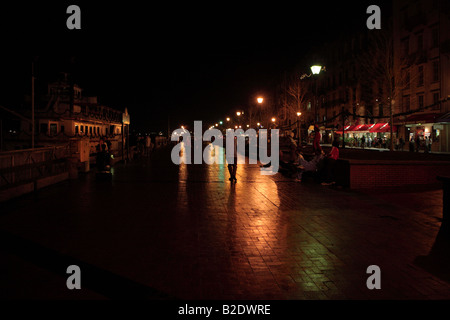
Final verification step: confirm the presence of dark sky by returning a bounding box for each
[0,1,392,133]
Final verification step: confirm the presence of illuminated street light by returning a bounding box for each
[311,65,322,75]
[297,112,302,117]
[227,118,230,122]
[311,65,323,123]
[272,118,276,123]
[257,97,264,104]
[236,112,241,117]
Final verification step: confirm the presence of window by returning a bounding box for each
[417,66,424,87]
[432,92,440,110]
[403,95,410,112]
[417,94,424,109]
[89,127,93,135]
[61,125,65,133]
[75,125,79,134]
[432,60,439,82]
[403,68,410,89]
[50,123,57,136]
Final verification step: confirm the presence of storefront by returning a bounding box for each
[335,123,395,148]
[401,112,446,152]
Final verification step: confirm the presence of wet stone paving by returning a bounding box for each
[1,146,450,300]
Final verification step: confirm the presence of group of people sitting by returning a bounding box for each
[280,131,340,186]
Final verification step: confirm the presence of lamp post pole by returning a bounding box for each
[311,66,322,125]
[31,62,35,149]
[342,107,346,149]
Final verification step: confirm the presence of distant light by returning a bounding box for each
[227,118,230,122]
[236,112,241,116]
[297,112,302,117]
[272,118,276,122]
[257,123,261,126]
[219,121,223,125]
[257,97,264,104]
[247,125,250,128]
[311,65,322,75]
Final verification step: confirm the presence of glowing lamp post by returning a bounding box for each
[297,112,302,145]
[311,65,322,124]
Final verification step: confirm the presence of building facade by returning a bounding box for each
[393,0,450,152]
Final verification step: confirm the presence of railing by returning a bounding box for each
[0,146,70,189]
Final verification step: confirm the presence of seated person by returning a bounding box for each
[321,140,340,185]
[294,149,325,182]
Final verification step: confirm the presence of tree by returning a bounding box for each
[276,71,310,137]
[358,23,414,151]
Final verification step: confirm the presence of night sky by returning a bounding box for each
[0,1,392,133]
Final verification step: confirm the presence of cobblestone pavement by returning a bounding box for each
[1,146,450,300]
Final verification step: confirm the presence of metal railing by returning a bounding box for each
[0,146,70,189]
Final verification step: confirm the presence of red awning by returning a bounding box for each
[353,124,370,132]
[369,123,396,133]
[335,125,356,135]
[405,113,442,124]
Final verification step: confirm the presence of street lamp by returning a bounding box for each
[236,112,241,117]
[311,65,322,75]
[311,65,323,123]
[257,97,264,104]
[297,112,302,145]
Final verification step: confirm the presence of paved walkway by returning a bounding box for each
[1,146,450,300]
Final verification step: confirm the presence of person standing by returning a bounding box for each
[321,140,340,186]
[399,137,404,151]
[313,124,322,153]
[145,135,151,157]
[227,136,238,183]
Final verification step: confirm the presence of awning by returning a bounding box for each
[369,123,397,133]
[335,125,356,135]
[437,112,450,123]
[405,113,443,124]
[353,124,370,132]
